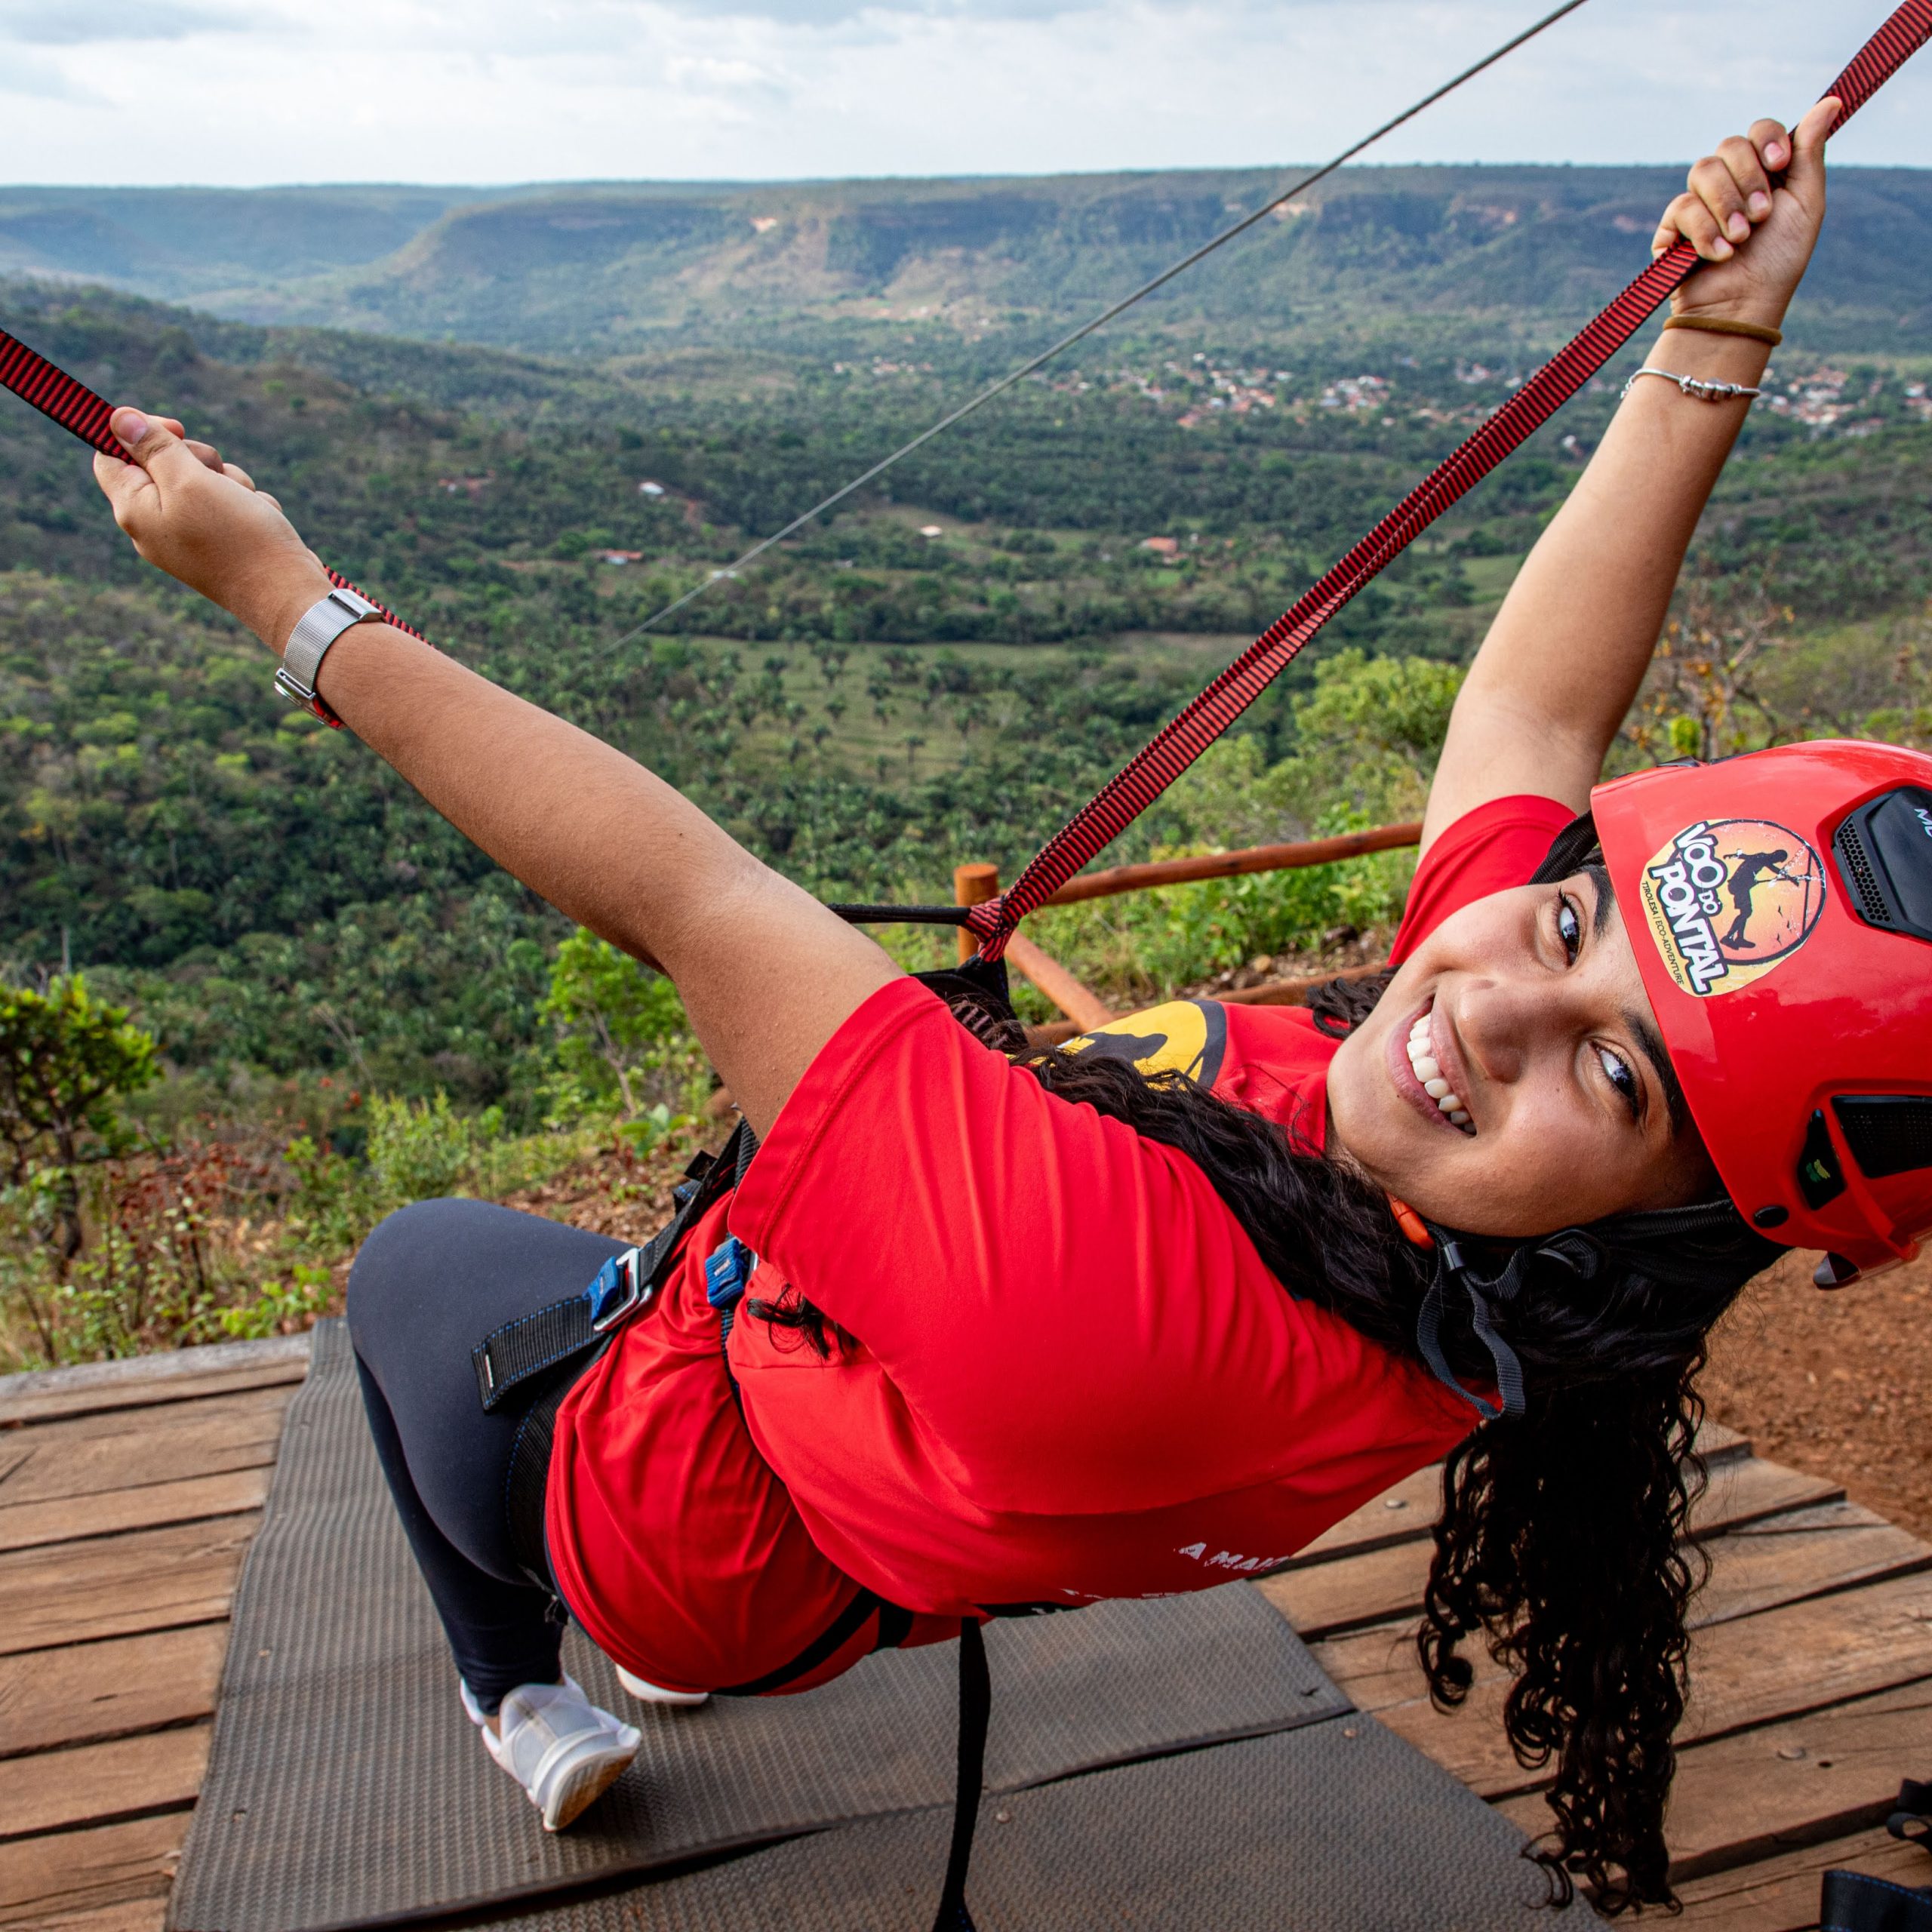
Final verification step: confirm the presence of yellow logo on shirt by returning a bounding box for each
[1063,1000,1228,1087]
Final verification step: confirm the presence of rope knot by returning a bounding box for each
[963,891,1019,961]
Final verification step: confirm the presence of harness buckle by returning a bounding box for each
[704,1236,756,1313]
[589,1247,649,1333]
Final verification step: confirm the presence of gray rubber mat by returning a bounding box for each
[491,1720,1602,1931]
[172,1319,1349,1932]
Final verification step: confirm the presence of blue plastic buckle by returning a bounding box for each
[704,1236,756,1312]
[589,1247,648,1333]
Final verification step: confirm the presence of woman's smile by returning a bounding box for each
[1389,997,1476,1134]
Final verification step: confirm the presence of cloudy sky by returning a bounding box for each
[0,0,1925,187]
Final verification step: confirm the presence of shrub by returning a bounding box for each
[540,930,707,1122]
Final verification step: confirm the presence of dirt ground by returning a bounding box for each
[1704,1244,1932,1540]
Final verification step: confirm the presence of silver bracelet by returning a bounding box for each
[1621,365,1762,405]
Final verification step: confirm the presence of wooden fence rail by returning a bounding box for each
[953,819,1419,1031]
[1037,821,1422,908]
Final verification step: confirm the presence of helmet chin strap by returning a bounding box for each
[1414,1237,1529,1423]
[1401,1197,1773,1423]
[1389,1195,1527,1421]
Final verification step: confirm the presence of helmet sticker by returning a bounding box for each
[1638,819,1828,998]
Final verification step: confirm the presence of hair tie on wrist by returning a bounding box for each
[1663,314,1783,347]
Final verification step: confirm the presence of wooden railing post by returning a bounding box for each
[953,862,1000,965]
[952,858,1114,1031]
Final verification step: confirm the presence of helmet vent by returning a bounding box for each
[1833,787,1932,941]
[1832,1095,1932,1181]
[1832,820,1894,928]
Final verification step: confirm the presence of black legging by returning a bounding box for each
[346,1198,627,1712]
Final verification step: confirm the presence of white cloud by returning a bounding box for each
[0,0,1923,186]
[0,45,91,95]
[0,1,245,44]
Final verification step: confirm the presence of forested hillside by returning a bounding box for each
[1,171,1929,1360]
[7,165,1932,352]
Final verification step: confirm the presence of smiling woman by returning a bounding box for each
[72,85,1931,1923]
[1334,859,1720,1233]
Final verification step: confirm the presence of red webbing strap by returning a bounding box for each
[967,0,1932,960]
[0,325,430,652]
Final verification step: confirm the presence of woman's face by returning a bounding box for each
[1327,870,1717,1237]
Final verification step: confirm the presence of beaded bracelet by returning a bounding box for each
[1622,367,1763,405]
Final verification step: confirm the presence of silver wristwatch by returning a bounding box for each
[275,585,380,716]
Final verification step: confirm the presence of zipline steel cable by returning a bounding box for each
[616,0,1594,641]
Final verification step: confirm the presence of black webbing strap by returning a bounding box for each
[503,1366,577,1588]
[1897,1780,1932,1850]
[931,1618,992,1932]
[1822,1780,1932,1930]
[471,1120,752,1412]
[709,1124,763,1363]
[715,1587,892,1697]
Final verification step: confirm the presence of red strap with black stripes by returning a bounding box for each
[961,0,1932,958]
[0,328,432,672]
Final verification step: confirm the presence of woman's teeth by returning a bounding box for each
[1407,1014,1473,1134]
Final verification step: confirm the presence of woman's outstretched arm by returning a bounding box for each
[1420,97,1838,852]
[88,422,897,1140]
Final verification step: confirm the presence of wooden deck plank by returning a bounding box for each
[1276,1423,1754,1578]
[0,1812,183,1925]
[0,1336,309,1427]
[0,1515,260,1656]
[1497,1678,1932,1885]
[1267,1494,1919,1644]
[1311,1506,1927,1714]
[0,1624,229,1757]
[0,1386,290,1506]
[34,1903,167,1932]
[1360,1571,1932,1801]
[0,1724,210,1839]
[0,1467,272,1554]
[1676,1823,1932,1930]
[1275,1460,1862,1646]
[1690,1503,1931,1629]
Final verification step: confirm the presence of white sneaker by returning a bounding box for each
[616,1664,710,1707]
[461,1676,641,1832]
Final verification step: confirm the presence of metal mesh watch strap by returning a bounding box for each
[275,585,381,725]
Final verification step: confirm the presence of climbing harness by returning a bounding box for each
[478,952,1014,1930]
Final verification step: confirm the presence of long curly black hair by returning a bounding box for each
[759,818,1783,1912]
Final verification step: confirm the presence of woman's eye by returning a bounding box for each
[1597,1045,1639,1118]
[1556,895,1583,963]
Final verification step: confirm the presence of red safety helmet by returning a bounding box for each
[1593,740,1932,1286]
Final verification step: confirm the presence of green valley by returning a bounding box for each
[1,156,1928,1361]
